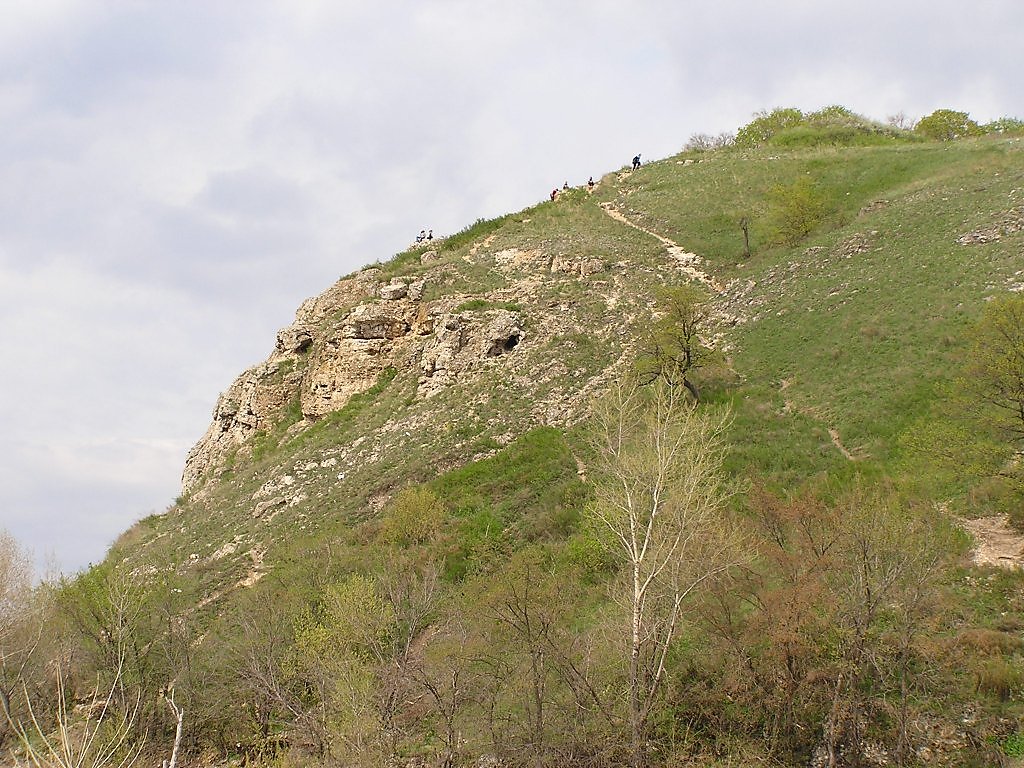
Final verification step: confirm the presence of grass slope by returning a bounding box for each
[104,133,1024,766]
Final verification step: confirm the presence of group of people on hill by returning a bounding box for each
[415,229,434,243]
[548,153,640,202]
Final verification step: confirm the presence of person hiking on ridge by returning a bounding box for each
[550,188,558,201]
[632,154,641,171]
[587,176,595,189]
[416,229,426,243]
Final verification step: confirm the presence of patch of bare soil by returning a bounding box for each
[958,515,1024,570]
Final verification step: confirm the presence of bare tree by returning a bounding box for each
[886,111,914,131]
[821,491,952,768]
[374,555,442,757]
[11,658,144,768]
[588,379,743,768]
[415,621,471,768]
[739,216,752,259]
[0,529,45,750]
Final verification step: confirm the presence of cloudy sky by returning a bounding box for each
[2,0,1021,574]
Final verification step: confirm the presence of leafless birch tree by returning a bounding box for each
[588,379,742,768]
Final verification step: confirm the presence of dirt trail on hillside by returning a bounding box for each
[599,203,725,293]
[601,203,865,464]
[780,379,862,462]
[958,515,1024,570]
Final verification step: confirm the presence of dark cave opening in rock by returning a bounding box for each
[487,333,521,357]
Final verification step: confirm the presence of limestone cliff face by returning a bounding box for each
[181,256,536,493]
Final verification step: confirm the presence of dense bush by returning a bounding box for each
[765,176,831,245]
[734,106,901,148]
[914,109,983,141]
[984,116,1024,136]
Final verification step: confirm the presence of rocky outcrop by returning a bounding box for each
[957,205,1024,244]
[417,308,525,395]
[181,360,304,491]
[182,270,531,492]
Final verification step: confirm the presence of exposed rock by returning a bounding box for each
[408,279,427,301]
[480,310,525,357]
[836,231,877,258]
[343,304,411,340]
[420,313,466,387]
[957,205,1024,245]
[418,309,525,395]
[276,326,312,354]
[859,199,890,215]
[303,334,391,419]
[181,361,302,490]
[293,270,379,326]
[551,254,606,277]
[379,281,409,301]
[420,250,438,264]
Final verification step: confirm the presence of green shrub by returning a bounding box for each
[735,105,904,149]
[914,109,983,141]
[984,117,1024,136]
[1004,731,1024,758]
[380,487,447,547]
[765,176,831,245]
[735,107,804,147]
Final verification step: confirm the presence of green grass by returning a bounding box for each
[128,135,1024,583]
[285,366,398,451]
[95,130,1024,768]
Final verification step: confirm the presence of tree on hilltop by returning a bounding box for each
[734,107,804,147]
[983,117,1024,136]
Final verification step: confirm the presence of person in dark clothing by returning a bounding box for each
[550,188,558,201]
[427,230,433,241]
[587,176,595,189]
[632,154,641,171]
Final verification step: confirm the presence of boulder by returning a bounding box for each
[343,305,410,340]
[379,282,408,301]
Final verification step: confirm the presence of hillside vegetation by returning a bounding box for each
[5,108,1024,768]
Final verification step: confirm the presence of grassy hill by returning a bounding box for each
[15,114,1024,768]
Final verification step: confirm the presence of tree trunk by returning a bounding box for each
[166,696,184,768]
[630,561,644,768]
[683,377,700,404]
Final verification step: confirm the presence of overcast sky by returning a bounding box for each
[2,0,1021,574]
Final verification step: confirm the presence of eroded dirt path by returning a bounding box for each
[958,515,1024,570]
[780,378,862,462]
[599,203,725,293]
